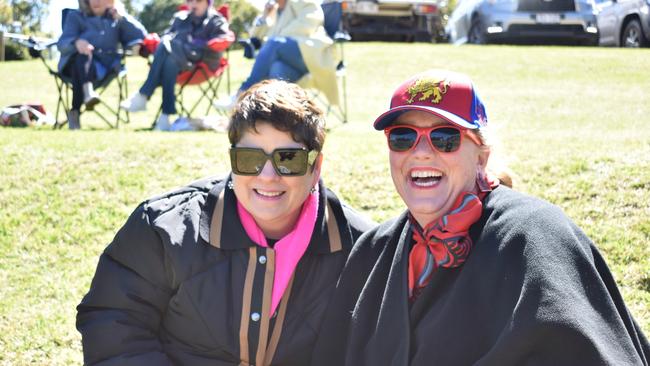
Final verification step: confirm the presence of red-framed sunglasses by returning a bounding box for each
[384,125,482,153]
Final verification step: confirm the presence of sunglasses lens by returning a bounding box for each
[388,127,418,152]
[232,149,268,175]
[430,127,461,152]
[273,149,308,176]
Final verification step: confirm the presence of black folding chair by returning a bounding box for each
[20,8,131,129]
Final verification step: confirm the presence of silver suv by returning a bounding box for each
[445,0,599,45]
[595,0,650,47]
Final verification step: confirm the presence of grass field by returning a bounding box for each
[1,43,649,365]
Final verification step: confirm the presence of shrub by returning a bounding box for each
[3,40,29,61]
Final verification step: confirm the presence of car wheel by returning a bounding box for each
[468,19,486,44]
[621,19,648,47]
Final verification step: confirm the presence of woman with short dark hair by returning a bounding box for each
[77,80,375,365]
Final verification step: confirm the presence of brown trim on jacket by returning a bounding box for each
[239,247,258,366]
[264,274,295,366]
[256,250,276,365]
[209,189,225,248]
[326,201,342,253]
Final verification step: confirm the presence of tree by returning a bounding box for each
[139,0,183,35]
[0,0,12,26]
[215,0,258,39]
[9,0,49,33]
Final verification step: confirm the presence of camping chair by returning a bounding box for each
[152,4,234,127]
[300,0,351,124]
[20,8,132,129]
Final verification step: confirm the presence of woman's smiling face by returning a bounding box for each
[231,121,321,239]
[388,110,489,227]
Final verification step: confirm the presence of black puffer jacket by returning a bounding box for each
[77,176,375,365]
[165,9,230,71]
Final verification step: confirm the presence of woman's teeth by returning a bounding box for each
[255,189,283,197]
[411,171,442,187]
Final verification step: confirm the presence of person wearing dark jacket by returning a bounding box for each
[77,79,375,365]
[120,0,232,130]
[57,0,146,129]
[311,69,650,365]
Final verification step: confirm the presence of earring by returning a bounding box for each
[310,186,316,194]
[476,169,491,193]
[227,181,234,190]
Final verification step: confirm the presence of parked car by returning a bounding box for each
[342,0,447,42]
[594,0,650,47]
[445,0,599,45]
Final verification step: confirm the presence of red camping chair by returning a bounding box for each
[149,4,234,125]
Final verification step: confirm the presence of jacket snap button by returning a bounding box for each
[251,312,260,322]
[259,256,267,264]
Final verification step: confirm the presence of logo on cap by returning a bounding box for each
[405,77,450,104]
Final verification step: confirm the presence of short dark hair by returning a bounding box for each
[228,80,326,152]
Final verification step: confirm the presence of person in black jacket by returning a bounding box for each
[311,69,650,365]
[77,79,375,365]
[120,0,232,130]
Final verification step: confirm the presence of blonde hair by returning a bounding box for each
[472,127,515,188]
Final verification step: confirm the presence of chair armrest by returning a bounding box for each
[206,30,235,53]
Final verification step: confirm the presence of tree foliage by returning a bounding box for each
[0,0,12,26]
[216,0,259,39]
[8,0,49,33]
[138,0,183,35]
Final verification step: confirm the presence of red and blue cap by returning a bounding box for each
[373,69,488,131]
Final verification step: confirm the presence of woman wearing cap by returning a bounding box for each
[311,69,650,365]
[120,0,232,130]
[77,80,374,365]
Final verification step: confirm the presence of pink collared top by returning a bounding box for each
[236,186,320,316]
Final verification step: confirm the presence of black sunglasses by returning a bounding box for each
[230,147,319,176]
[384,125,482,153]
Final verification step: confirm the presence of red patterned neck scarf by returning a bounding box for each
[407,175,498,301]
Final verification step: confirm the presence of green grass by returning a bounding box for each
[1,43,649,364]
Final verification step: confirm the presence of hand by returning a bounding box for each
[75,39,94,56]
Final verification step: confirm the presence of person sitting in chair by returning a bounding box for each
[120,0,232,131]
[57,0,146,130]
[213,0,338,111]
